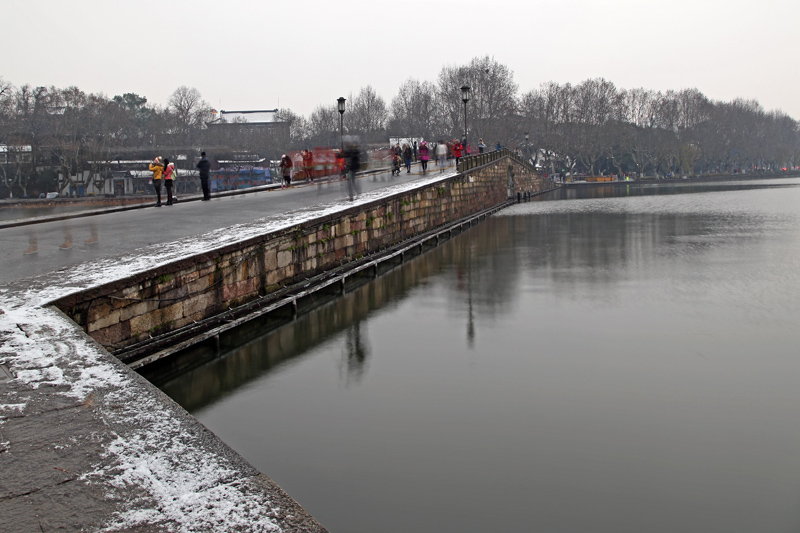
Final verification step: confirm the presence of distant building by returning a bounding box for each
[205,108,288,173]
[0,144,32,165]
[207,109,289,137]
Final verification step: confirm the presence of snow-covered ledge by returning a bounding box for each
[0,277,328,530]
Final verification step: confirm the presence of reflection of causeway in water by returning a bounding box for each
[147,223,505,412]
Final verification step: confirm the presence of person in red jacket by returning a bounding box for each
[301,149,314,182]
[452,140,463,166]
[163,159,176,205]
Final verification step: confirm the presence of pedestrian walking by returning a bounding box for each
[163,159,176,205]
[280,154,293,188]
[391,151,401,176]
[343,138,361,200]
[413,140,418,162]
[197,151,211,201]
[436,140,447,173]
[403,144,412,173]
[302,149,314,182]
[149,156,164,206]
[478,138,486,154]
[453,140,463,167]
[418,141,430,173]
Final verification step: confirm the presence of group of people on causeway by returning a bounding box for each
[147,156,177,206]
[147,152,211,206]
[391,138,472,175]
[146,138,500,206]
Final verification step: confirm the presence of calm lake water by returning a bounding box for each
[152,178,800,532]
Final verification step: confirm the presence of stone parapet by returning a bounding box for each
[54,158,555,356]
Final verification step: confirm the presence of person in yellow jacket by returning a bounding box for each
[149,156,164,206]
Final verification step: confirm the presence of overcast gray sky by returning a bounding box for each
[4,0,799,119]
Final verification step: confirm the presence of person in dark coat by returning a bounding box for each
[280,154,293,188]
[403,144,412,173]
[197,151,211,201]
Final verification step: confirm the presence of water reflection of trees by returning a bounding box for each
[153,238,483,411]
[543,180,797,201]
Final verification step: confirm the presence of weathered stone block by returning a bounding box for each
[183,293,217,318]
[88,301,112,323]
[89,308,120,333]
[223,278,257,302]
[119,300,157,322]
[91,320,130,347]
[277,249,294,269]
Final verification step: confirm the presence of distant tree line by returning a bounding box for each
[1,56,798,197]
[0,82,217,197]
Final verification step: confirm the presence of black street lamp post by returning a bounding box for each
[337,97,346,151]
[525,131,529,162]
[460,85,471,145]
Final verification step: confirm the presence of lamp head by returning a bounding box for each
[460,85,471,103]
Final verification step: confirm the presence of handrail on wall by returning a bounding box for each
[457,148,537,174]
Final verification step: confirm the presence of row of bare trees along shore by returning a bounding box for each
[1,57,797,197]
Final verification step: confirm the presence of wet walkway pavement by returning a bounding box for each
[0,163,451,286]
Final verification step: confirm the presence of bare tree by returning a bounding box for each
[520,81,577,176]
[618,88,662,176]
[275,108,308,145]
[307,104,340,147]
[389,78,437,140]
[168,86,210,143]
[664,88,711,175]
[571,78,620,176]
[0,77,13,120]
[436,57,518,145]
[347,86,388,142]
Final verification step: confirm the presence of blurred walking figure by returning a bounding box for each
[197,151,211,201]
[478,138,486,154]
[24,231,38,255]
[343,137,361,200]
[403,144,412,173]
[302,149,314,182]
[163,159,176,205]
[149,156,164,206]
[336,150,347,180]
[280,154,293,188]
[436,140,447,173]
[418,141,430,173]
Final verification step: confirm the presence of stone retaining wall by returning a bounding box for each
[54,158,555,352]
